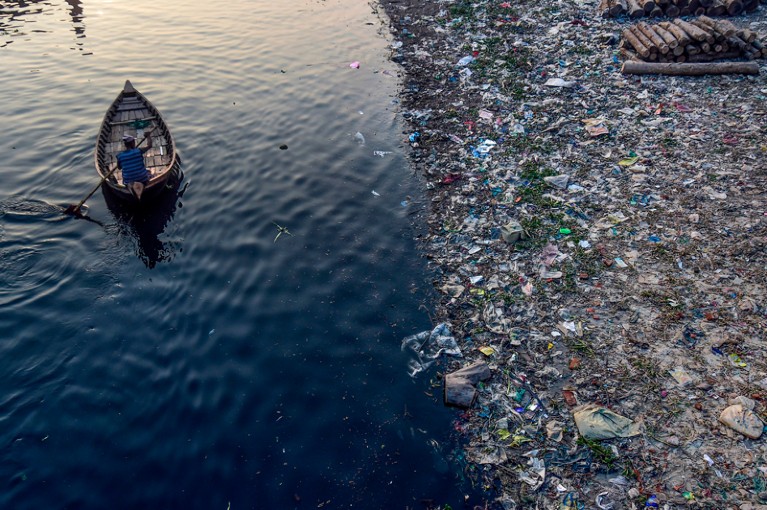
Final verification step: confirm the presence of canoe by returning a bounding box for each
[94,80,178,201]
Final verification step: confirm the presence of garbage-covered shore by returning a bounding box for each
[378,0,767,508]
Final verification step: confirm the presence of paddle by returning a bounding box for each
[64,127,157,217]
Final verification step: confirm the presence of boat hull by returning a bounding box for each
[94,80,178,202]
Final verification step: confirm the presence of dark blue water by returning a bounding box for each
[0,1,480,508]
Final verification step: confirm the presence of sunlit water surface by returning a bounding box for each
[0,1,479,508]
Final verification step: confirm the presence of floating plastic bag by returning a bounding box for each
[401,323,462,377]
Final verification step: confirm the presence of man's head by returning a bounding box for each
[122,134,136,149]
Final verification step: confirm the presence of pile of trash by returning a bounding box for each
[379,0,767,508]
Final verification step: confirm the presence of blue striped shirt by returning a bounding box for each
[117,148,149,184]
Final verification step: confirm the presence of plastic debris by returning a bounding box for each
[444,361,492,408]
[380,0,767,506]
[573,404,643,439]
[518,452,546,491]
[719,401,764,439]
[401,323,461,378]
[544,77,576,87]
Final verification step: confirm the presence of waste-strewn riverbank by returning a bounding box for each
[378,0,767,508]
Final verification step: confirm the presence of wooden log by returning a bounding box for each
[680,6,692,13]
[649,51,659,61]
[695,6,707,13]
[674,19,710,43]
[728,35,748,50]
[639,0,657,12]
[703,18,737,38]
[685,50,743,62]
[686,43,702,55]
[654,24,680,48]
[701,42,712,52]
[740,29,757,43]
[673,44,686,55]
[599,0,612,16]
[676,54,687,62]
[688,0,701,10]
[610,0,628,15]
[623,28,652,57]
[675,0,690,8]
[690,20,722,42]
[621,47,643,61]
[661,21,692,45]
[621,60,760,74]
[630,25,658,53]
[626,0,646,16]
[706,0,727,15]
[723,0,745,13]
[717,20,739,37]
[665,4,681,14]
[638,22,670,53]
[650,5,664,15]
[744,0,759,12]
[699,0,714,7]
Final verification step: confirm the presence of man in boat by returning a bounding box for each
[117,132,153,200]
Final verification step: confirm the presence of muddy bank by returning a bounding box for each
[378,0,767,508]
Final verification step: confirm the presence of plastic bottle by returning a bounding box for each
[645,495,659,508]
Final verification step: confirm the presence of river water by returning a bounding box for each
[0,1,478,508]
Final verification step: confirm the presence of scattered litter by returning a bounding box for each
[544,77,576,87]
[518,453,546,491]
[668,366,693,386]
[383,0,767,507]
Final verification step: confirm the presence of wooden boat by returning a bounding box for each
[94,80,178,201]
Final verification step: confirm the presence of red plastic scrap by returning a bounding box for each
[442,173,462,184]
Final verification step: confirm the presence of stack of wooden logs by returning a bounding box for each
[620,16,766,62]
[600,0,761,18]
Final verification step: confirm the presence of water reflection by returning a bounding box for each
[102,169,185,269]
[0,0,86,50]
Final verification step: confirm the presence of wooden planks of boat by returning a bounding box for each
[94,80,178,202]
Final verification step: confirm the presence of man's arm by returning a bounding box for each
[140,129,155,153]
